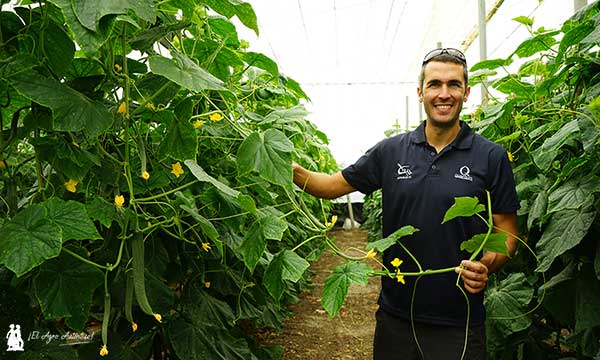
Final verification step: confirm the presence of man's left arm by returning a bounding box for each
[455,212,518,294]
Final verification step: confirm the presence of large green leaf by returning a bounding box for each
[33,249,103,331]
[9,73,114,136]
[441,196,486,224]
[184,288,236,329]
[201,0,259,35]
[321,262,371,317]
[72,0,156,31]
[86,196,118,228]
[49,0,106,55]
[149,53,226,92]
[0,205,62,277]
[366,225,419,252]
[485,273,534,336]
[263,250,309,301]
[158,113,197,161]
[242,52,278,77]
[532,119,579,170]
[575,266,600,333]
[512,31,559,58]
[176,191,223,256]
[185,160,257,215]
[470,58,513,72]
[548,174,600,214]
[460,233,509,256]
[527,190,547,230]
[42,198,101,242]
[536,197,596,272]
[238,214,287,272]
[237,129,293,187]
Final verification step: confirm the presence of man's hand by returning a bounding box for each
[455,260,488,294]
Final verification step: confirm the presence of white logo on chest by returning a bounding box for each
[397,163,413,180]
[454,166,473,181]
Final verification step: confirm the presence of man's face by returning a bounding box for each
[417,61,470,128]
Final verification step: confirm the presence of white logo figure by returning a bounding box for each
[454,166,473,182]
[6,324,24,351]
[396,163,413,180]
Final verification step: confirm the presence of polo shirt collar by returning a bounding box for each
[410,120,474,150]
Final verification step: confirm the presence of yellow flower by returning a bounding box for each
[146,102,156,111]
[325,215,338,228]
[141,171,150,180]
[117,102,126,114]
[202,242,211,252]
[204,281,211,288]
[365,249,377,259]
[99,344,109,356]
[131,322,138,332]
[64,179,78,193]
[114,194,125,208]
[391,258,403,268]
[171,162,184,178]
[507,151,515,162]
[114,64,122,72]
[154,313,162,322]
[194,120,205,129]
[209,113,223,121]
[395,271,405,284]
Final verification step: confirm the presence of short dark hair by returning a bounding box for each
[418,53,469,90]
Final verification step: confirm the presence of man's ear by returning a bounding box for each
[463,86,471,102]
[417,87,423,102]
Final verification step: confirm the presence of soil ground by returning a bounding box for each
[262,229,380,360]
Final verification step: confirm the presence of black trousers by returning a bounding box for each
[373,307,487,360]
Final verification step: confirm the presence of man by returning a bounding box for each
[292,48,519,359]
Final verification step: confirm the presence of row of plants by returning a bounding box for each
[361,2,600,359]
[0,0,339,358]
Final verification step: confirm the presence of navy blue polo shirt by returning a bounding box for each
[342,120,519,326]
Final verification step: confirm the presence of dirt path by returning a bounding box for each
[263,229,380,360]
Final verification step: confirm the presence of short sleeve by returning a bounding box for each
[487,147,520,213]
[341,143,383,195]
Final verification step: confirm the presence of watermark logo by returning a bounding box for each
[397,163,413,180]
[454,166,473,182]
[6,324,24,352]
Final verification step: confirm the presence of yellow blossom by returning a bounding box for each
[114,64,122,72]
[395,272,405,284]
[146,102,157,111]
[100,344,109,356]
[209,113,223,121]
[171,162,184,178]
[141,171,150,180]
[507,151,514,162]
[365,249,377,259]
[131,322,138,332]
[194,120,205,129]
[114,194,125,209]
[391,258,403,268]
[154,313,162,322]
[202,242,211,252]
[325,215,338,228]
[204,281,211,288]
[64,179,78,193]
[117,102,126,114]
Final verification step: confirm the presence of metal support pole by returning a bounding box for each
[574,0,587,12]
[478,0,488,105]
[405,96,409,131]
[346,194,355,229]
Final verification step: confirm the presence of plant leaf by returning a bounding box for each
[149,53,227,92]
[512,16,534,27]
[366,225,419,252]
[470,58,513,72]
[72,0,157,32]
[442,196,486,224]
[42,198,102,242]
[238,214,287,272]
[242,52,278,76]
[0,205,62,277]
[158,113,198,161]
[548,174,600,214]
[33,249,103,331]
[460,233,509,256]
[485,273,534,336]
[536,197,596,272]
[237,129,293,187]
[201,0,259,35]
[321,262,371,317]
[263,250,310,301]
[9,73,114,136]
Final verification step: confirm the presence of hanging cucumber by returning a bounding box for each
[131,231,161,322]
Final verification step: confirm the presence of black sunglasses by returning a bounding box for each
[422,48,467,65]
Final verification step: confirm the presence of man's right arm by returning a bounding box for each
[293,163,356,199]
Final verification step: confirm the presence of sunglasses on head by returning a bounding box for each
[422,48,467,65]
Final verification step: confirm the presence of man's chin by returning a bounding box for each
[427,116,460,129]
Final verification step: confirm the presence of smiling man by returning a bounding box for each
[293,48,519,359]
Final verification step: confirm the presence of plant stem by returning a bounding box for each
[63,248,109,270]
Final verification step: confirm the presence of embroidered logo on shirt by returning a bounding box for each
[454,166,473,182]
[397,163,413,180]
